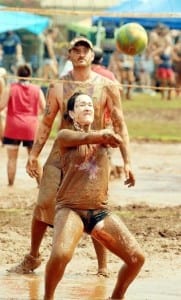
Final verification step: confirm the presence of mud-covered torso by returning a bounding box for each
[56,140,109,210]
[45,72,114,168]
[59,72,111,130]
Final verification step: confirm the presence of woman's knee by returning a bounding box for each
[128,249,145,271]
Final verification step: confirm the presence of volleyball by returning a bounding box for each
[115,22,148,56]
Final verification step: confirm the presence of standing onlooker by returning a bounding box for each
[41,27,59,80]
[92,47,116,81]
[0,31,24,74]
[108,49,122,83]
[134,50,155,95]
[108,49,135,99]
[148,23,174,99]
[172,36,181,96]
[0,67,7,145]
[0,64,46,186]
[154,45,175,100]
[148,23,173,58]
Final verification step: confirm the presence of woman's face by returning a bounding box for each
[70,94,94,126]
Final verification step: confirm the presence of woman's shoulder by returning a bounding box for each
[56,128,74,140]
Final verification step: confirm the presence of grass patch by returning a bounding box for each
[123,93,181,142]
[123,93,181,110]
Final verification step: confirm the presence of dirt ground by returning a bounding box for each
[0,141,181,295]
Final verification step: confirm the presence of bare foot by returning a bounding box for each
[97,268,109,277]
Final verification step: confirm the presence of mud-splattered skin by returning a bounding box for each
[44,74,131,160]
[27,40,135,191]
[32,72,134,225]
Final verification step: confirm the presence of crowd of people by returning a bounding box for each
[0,24,180,101]
[0,22,180,299]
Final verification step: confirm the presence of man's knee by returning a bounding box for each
[51,248,73,266]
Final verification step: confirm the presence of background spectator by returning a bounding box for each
[134,49,156,95]
[109,49,135,100]
[0,31,24,74]
[0,64,46,186]
[172,35,181,96]
[0,67,7,145]
[92,46,116,81]
[41,27,59,80]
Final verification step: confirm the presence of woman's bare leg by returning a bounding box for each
[44,208,84,300]
[91,214,145,300]
[7,147,19,186]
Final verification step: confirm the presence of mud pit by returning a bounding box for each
[0,141,181,299]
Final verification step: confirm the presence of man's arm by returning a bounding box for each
[31,84,60,157]
[26,84,61,178]
[106,83,135,187]
[38,88,46,114]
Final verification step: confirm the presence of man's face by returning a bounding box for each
[69,43,94,68]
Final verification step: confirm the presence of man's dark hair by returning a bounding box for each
[92,47,103,65]
[17,64,32,78]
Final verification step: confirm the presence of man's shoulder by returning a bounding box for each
[92,65,116,81]
[60,72,72,81]
[91,70,113,84]
[46,81,63,97]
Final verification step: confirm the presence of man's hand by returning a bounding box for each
[124,163,135,188]
[26,155,42,179]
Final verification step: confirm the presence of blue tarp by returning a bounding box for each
[0,8,51,35]
[93,0,181,30]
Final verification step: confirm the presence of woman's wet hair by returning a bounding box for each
[64,92,83,122]
[17,64,32,78]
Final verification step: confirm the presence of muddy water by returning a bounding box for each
[0,142,181,299]
[1,142,181,208]
[0,267,181,299]
[109,142,181,207]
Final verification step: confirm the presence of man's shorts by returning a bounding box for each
[42,58,55,66]
[33,140,62,226]
[156,68,174,80]
[3,137,33,148]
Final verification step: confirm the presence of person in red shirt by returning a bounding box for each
[0,67,7,145]
[0,64,45,186]
[92,47,116,81]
